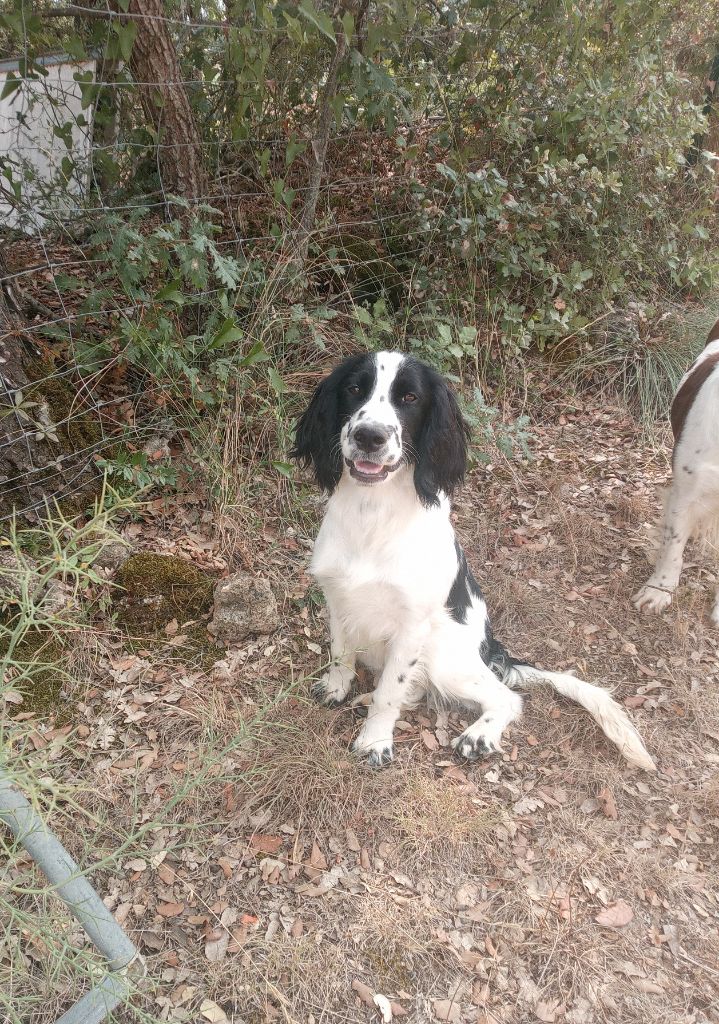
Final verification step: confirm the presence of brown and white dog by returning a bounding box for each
[633,317,719,621]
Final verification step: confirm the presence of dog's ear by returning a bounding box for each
[291,365,345,493]
[413,372,470,506]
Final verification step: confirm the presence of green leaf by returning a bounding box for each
[341,11,355,39]
[0,74,21,101]
[297,0,336,43]
[155,280,185,305]
[285,139,306,167]
[211,250,242,289]
[353,306,373,325]
[238,340,270,367]
[116,20,138,62]
[65,35,87,60]
[211,317,244,348]
[271,461,294,479]
[268,366,285,395]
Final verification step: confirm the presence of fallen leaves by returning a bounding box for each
[595,900,634,928]
[156,901,185,918]
[535,998,565,1022]
[200,999,228,1024]
[597,786,618,820]
[433,998,461,1022]
[249,833,283,855]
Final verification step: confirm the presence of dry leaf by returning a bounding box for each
[421,728,440,751]
[536,998,564,1021]
[309,841,328,870]
[249,834,283,855]
[124,858,147,872]
[631,978,664,995]
[205,929,229,962]
[597,786,618,820]
[433,999,461,1022]
[595,900,633,928]
[157,901,185,918]
[200,999,229,1024]
[351,978,375,1006]
[374,994,393,1022]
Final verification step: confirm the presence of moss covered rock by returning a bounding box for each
[114,553,215,634]
[1,628,68,715]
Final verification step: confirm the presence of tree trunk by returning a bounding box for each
[127,0,207,201]
[0,250,99,527]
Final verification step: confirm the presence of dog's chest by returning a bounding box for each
[309,493,455,633]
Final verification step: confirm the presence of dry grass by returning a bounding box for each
[390,766,504,867]
[4,397,719,1024]
[247,701,379,832]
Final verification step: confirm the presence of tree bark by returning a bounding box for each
[126,0,207,201]
[0,250,99,527]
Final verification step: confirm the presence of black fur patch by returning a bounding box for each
[446,542,484,624]
[446,542,530,681]
[291,354,377,492]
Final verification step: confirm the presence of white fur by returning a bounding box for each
[309,353,655,771]
[633,341,719,622]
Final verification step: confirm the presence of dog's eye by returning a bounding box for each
[347,384,361,395]
[402,392,417,403]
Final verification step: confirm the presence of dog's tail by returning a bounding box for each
[491,646,656,771]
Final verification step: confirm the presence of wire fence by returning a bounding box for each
[0,45,456,531]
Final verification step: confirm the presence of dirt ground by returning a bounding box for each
[6,393,719,1024]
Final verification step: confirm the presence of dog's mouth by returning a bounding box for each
[347,458,400,483]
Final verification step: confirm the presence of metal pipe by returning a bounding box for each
[0,768,142,1022]
[54,972,131,1024]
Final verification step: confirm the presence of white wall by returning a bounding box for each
[0,57,97,233]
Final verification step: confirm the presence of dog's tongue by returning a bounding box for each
[355,460,384,475]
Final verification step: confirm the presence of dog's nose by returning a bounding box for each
[353,423,391,452]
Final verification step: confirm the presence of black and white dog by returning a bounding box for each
[634,317,719,621]
[292,351,655,771]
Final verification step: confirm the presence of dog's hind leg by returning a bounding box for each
[427,635,524,761]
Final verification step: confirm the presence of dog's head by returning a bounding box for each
[291,351,469,505]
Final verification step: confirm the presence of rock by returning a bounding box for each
[209,573,278,642]
[94,538,133,571]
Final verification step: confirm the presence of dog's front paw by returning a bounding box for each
[632,584,673,614]
[351,724,394,768]
[451,729,498,763]
[312,667,354,707]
